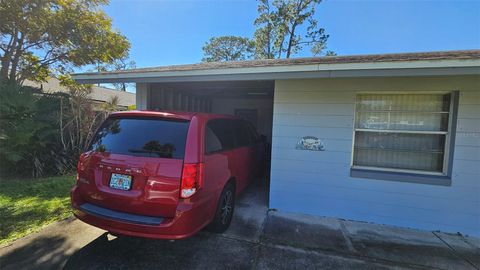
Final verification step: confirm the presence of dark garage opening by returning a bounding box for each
[147,80,274,207]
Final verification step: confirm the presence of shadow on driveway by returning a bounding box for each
[64,232,257,270]
[1,235,69,270]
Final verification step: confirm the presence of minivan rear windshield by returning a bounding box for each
[88,117,190,159]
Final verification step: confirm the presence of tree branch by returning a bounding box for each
[23,39,48,51]
[39,52,68,67]
[40,48,55,62]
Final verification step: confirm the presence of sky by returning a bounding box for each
[102,0,480,69]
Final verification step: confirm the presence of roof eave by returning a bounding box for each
[72,59,480,84]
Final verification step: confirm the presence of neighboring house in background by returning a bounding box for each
[24,77,136,110]
[72,50,480,236]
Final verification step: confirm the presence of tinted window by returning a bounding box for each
[205,119,235,152]
[233,120,251,147]
[245,121,260,143]
[88,117,189,159]
[205,126,222,153]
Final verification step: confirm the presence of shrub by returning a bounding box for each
[0,80,109,178]
[0,82,66,177]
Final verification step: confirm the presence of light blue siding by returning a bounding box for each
[269,76,480,236]
[273,103,354,115]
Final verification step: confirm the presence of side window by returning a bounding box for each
[233,120,251,147]
[353,93,454,175]
[245,121,260,143]
[206,119,235,153]
[205,126,222,153]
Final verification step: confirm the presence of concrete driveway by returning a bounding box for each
[1,179,479,270]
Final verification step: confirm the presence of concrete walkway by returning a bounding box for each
[1,180,479,270]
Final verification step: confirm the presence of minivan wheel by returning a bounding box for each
[207,183,235,233]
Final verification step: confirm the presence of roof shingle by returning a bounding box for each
[75,50,480,76]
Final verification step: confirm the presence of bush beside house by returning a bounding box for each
[0,80,118,178]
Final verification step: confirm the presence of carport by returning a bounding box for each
[136,80,275,206]
[139,80,275,207]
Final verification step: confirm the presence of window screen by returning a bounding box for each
[352,93,452,173]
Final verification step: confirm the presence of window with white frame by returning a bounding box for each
[352,93,454,175]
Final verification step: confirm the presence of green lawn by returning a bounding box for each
[0,175,76,246]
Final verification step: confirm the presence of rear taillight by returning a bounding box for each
[180,163,204,199]
[76,154,86,184]
[77,153,85,172]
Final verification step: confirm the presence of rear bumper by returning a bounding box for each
[71,185,212,240]
[79,203,164,226]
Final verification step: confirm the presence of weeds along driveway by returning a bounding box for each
[1,180,479,270]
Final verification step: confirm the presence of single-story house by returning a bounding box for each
[24,77,136,110]
[72,50,480,236]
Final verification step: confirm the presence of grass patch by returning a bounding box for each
[0,175,75,246]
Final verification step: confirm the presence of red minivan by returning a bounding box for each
[71,110,264,239]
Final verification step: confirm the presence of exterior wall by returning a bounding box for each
[211,98,274,142]
[270,75,480,236]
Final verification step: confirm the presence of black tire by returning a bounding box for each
[207,182,235,233]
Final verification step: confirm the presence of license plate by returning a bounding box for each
[109,173,132,190]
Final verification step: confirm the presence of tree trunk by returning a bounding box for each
[285,24,297,58]
[266,24,272,59]
[0,33,18,81]
[277,34,284,59]
[286,0,304,59]
[9,34,24,82]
